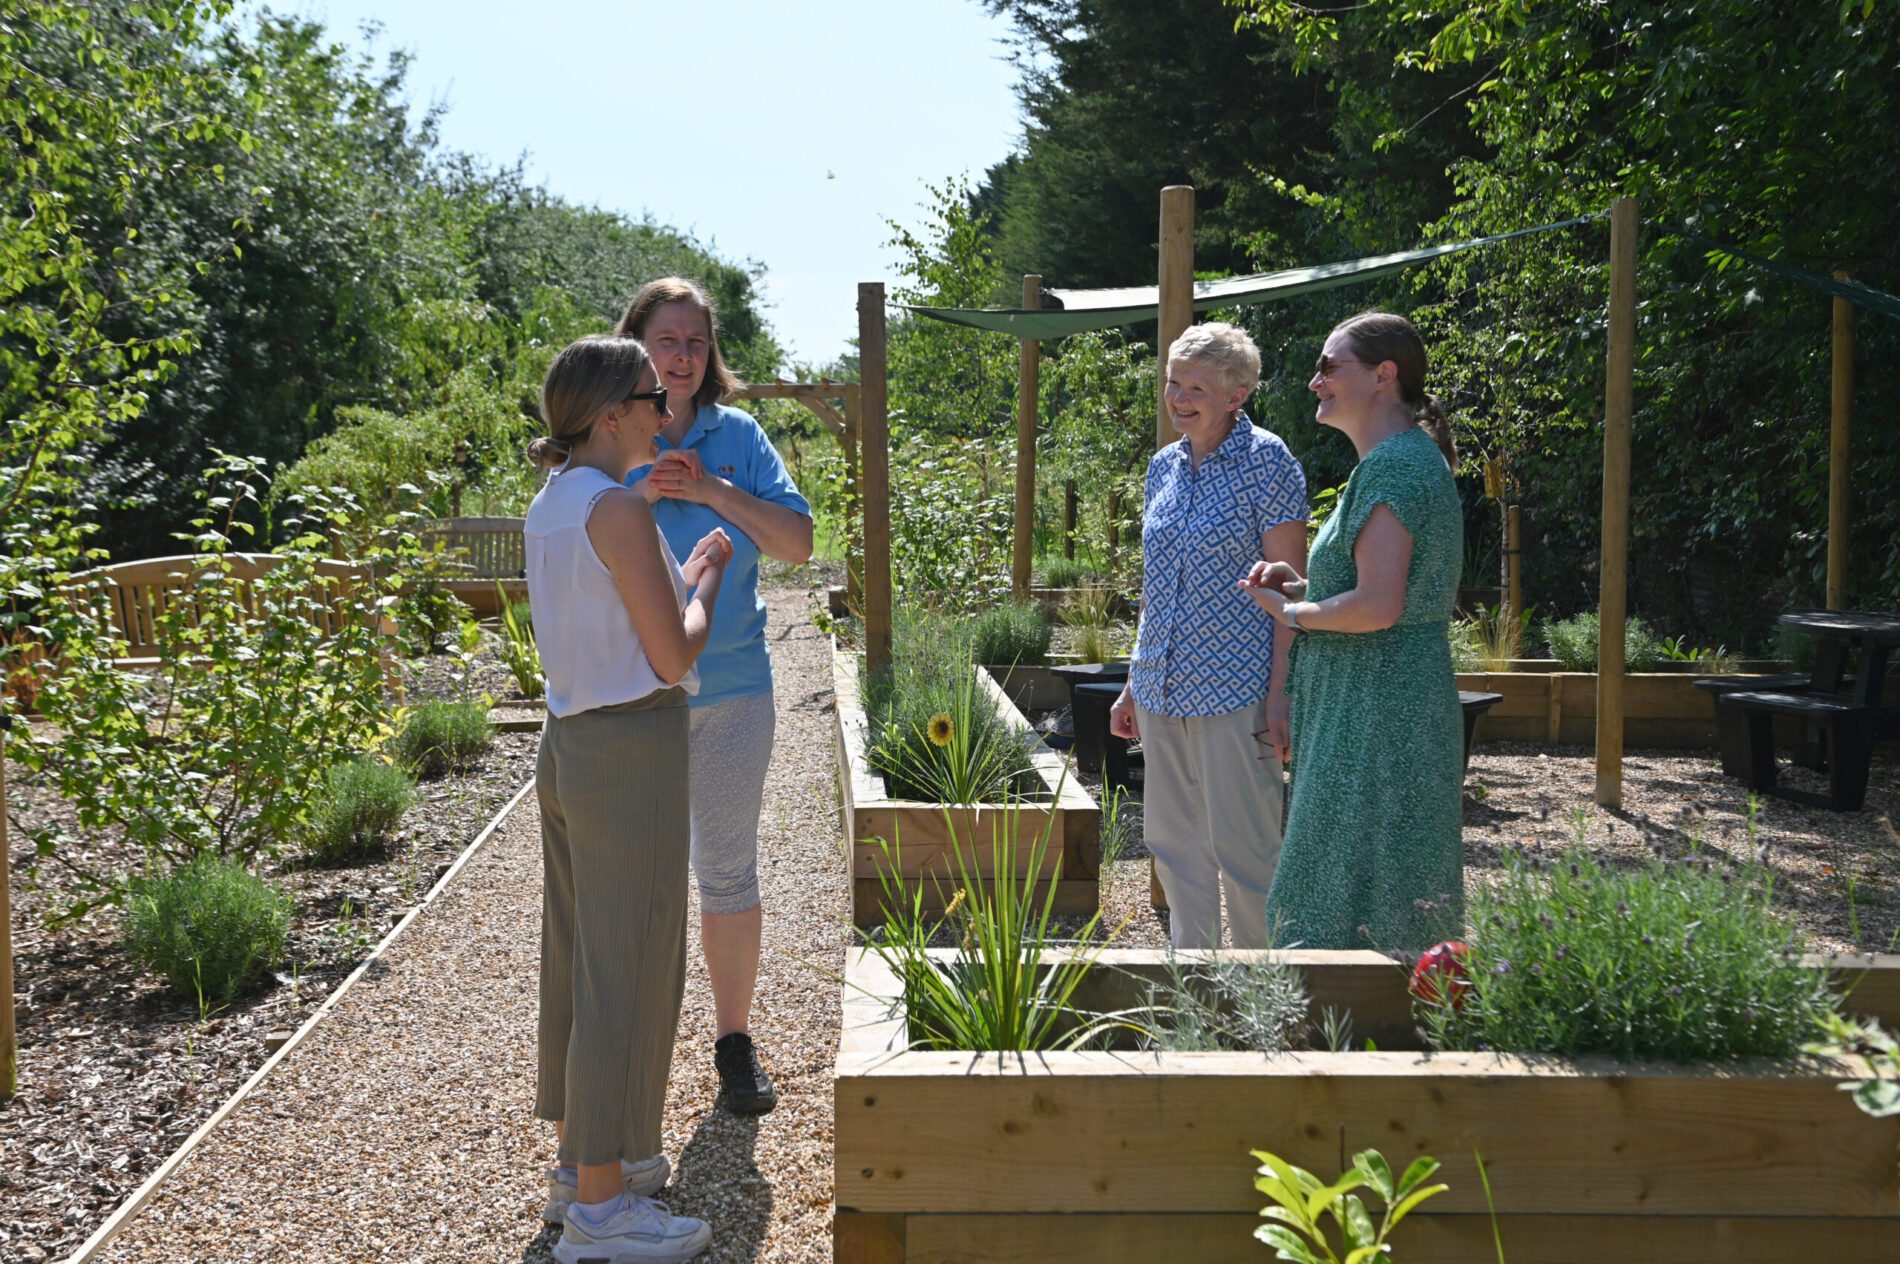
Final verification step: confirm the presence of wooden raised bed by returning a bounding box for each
[833,646,1100,928]
[835,948,1900,1263]
[1459,670,1723,748]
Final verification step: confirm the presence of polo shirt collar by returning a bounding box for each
[658,402,726,453]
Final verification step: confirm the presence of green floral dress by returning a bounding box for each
[1265,427,1465,951]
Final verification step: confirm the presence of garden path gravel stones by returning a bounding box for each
[87,585,846,1263]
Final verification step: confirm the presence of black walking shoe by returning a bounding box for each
[713,1032,778,1115]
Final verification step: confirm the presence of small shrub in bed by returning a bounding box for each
[122,856,291,1002]
[1420,843,1834,1062]
[1035,556,1105,590]
[969,601,1052,666]
[305,757,415,862]
[1539,611,1663,671]
[391,699,493,777]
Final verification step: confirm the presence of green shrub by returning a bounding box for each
[391,699,493,777]
[1421,842,1835,1062]
[1137,951,1309,1053]
[866,661,1038,804]
[305,758,415,863]
[1035,556,1105,589]
[969,601,1051,666]
[1539,611,1663,671]
[122,856,291,1002]
[497,589,543,699]
[1448,618,1485,673]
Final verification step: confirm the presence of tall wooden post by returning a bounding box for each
[858,283,892,672]
[2,715,16,1099]
[1062,480,1078,560]
[1012,276,1042,601]
[842,385,864,613]
[1595,197,1638,807]
[1828,271,1854,610]
[1506,504,1523,647]
[1157,186,1195,451]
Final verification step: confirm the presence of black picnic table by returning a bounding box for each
[1705,609,1900,811]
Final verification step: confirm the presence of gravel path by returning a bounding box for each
[93,585,846,1263]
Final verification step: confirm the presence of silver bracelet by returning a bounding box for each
[1284,602,1303,632]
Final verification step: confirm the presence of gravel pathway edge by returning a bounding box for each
[64,775,537,1264]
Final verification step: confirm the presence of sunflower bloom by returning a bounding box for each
[927,713,954,746]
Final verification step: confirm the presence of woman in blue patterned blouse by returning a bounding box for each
[1108,323,1308,949]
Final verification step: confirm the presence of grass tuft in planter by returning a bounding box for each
[969,599,1052,666]
[122,855,291,1002]
[1422,841,1836,1061]
[305,757,415,863]
[860,792,1118,1051]
[391,699,493,778]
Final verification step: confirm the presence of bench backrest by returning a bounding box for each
[69,553,379,661]
[422,517,526,578]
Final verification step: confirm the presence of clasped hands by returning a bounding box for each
[1238,560,1308,626]
[680,527,732,587]
[636,448,722,505]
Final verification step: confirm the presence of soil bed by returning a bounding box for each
[2,654,535,1261]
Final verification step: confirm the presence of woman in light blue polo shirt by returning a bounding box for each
[617,276,813,1116]
[1108,322,1307,950]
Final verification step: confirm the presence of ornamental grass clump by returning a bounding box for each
[122,855,291,1002]
[304,757,415,863]
[969,600,1052,666]
[859,785,1120,1052]
[390,699,493,778]
[1421,844,1835,1062]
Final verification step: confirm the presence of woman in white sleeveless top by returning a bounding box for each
[524,334,729,1264]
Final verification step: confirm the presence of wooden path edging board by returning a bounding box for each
[833,646,1099,928]
[63,775,538,1264]
[834,947,1900,1263]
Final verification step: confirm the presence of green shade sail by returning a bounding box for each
[1688,235,1900,321]
[900,213,1606,338]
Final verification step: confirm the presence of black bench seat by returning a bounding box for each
[1694,673,1815,776]
[1714,689,1896,811]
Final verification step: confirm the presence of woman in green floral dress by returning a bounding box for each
[1242,312,1464,951]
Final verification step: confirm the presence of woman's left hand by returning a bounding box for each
[1257,693,1291,764]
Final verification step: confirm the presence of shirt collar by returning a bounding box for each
[657,402,725,453]
[1165,410,1253,467]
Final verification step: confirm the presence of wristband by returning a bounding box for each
[1284,602,1302,631]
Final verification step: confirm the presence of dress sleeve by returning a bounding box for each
[739,413,813,515]
[1337,440,1430,548]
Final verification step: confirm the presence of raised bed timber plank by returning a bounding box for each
[1457,670,1735,748]
[833,645,1099,928]
[834,948,1900,1263]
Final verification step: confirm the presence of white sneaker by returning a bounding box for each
[554,1193,711,1263]
[541,1156,671,1225]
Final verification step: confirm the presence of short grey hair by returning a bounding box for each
[1167,321,1261,399]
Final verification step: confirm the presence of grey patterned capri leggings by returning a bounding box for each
[689,690,776,914]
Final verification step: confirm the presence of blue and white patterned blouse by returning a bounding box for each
[1129,413,1308,718]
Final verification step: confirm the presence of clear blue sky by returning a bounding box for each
[275,0,1027,368]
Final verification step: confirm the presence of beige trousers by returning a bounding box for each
[1136,697,1285,949]
[534,687,690,1166]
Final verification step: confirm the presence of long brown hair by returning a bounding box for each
[1332,310,1456,466]
[615,276,742,409]
[527,335,655,469]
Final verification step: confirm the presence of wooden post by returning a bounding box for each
[1062,480,1078,560]
[858,283,893,672]
[1506,503,1522,642]
[1828,271,1854,611]
[843,385,864,612]
[1157,186,1195,451]
[1013,276,1042,601]
[1595,197,1638,807]
[2,715,15,1099]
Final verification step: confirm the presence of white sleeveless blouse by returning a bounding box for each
[525,463,698,718]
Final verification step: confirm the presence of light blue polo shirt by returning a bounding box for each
[1129,412,1307,718]
[626,402,811,708]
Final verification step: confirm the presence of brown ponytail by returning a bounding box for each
[1332,311,1457,466]
[528,335,656,470]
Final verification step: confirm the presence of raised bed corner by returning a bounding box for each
[832,644,1099,928]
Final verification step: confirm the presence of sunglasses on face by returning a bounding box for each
[624,381,670,408]
[1313,354,1364,380]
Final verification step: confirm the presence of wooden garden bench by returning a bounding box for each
[68,553,397,685]
[1715,688,1895,811]
[419,516,526,617]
